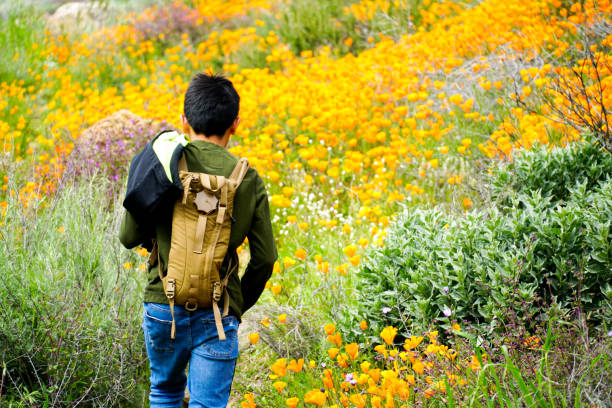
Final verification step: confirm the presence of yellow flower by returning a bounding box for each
[343,244,357,257]
[278,314,287,323]
[324,323,336,335]
[273,381,287,392]
[380,326,398,345]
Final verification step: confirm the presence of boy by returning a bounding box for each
[119,73,277,408]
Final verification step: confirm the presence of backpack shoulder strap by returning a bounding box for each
[178,152,187,173]
[229,157,249,186]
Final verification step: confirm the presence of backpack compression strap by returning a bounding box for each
[211,157,249,340]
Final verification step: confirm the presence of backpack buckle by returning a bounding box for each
[213,282,222,302]
[167,278,176,299]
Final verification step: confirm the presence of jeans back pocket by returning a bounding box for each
[196,315,239,360]
[143,304,175,354]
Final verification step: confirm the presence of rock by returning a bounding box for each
[67,110,177,184]
[47,1,105,35]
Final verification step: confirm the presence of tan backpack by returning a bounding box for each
[154,154,249,340]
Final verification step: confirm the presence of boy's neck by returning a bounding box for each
[188,131,228,148]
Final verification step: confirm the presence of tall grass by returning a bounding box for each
[0,6,46,87]
[0,173,148,407]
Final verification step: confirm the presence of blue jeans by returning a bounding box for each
[142,302,239,408]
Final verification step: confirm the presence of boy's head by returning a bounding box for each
[182,72,240,139]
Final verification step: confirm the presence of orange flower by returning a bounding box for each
[360,320,368,330]
[303,389,326,406]
[294,248,307,260]
[345,343,359,360]
[404,336,424,350]
[412,359,425,375]
[326,332,342,347]
[324,323,336,335]
[336,352,349,368]
[349,394,367,408]
[328,347,339,359]
[270,358,287,377]
[470,354,487,370]
[322,369,334,389]
[273,381,287,392]
[248,332,259,344]
[241,393,256,408]
[287,358,304,373]
[285,397,299,408]
[335,264,348,275]
[278,314,287,323]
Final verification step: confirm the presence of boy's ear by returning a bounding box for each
[229,116,240,135]
[181,114,191,134]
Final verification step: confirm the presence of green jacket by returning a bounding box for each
[119,139,277,320]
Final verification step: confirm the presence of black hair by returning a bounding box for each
[183,72,240,137]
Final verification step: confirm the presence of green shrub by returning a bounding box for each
[491,139,612,207]
[343,143,612,342]
[274,0,357,55]
[0,178,148,406]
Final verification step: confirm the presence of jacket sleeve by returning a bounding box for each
[119,209,148,249]
[241,175,277,314]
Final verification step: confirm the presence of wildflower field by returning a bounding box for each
[1,0,611,406]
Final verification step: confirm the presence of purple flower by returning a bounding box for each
[608,330,612,338]
[442,286,449,294]
[443,308,452,317]
[345,373,353,382]
[382,307,391,314]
